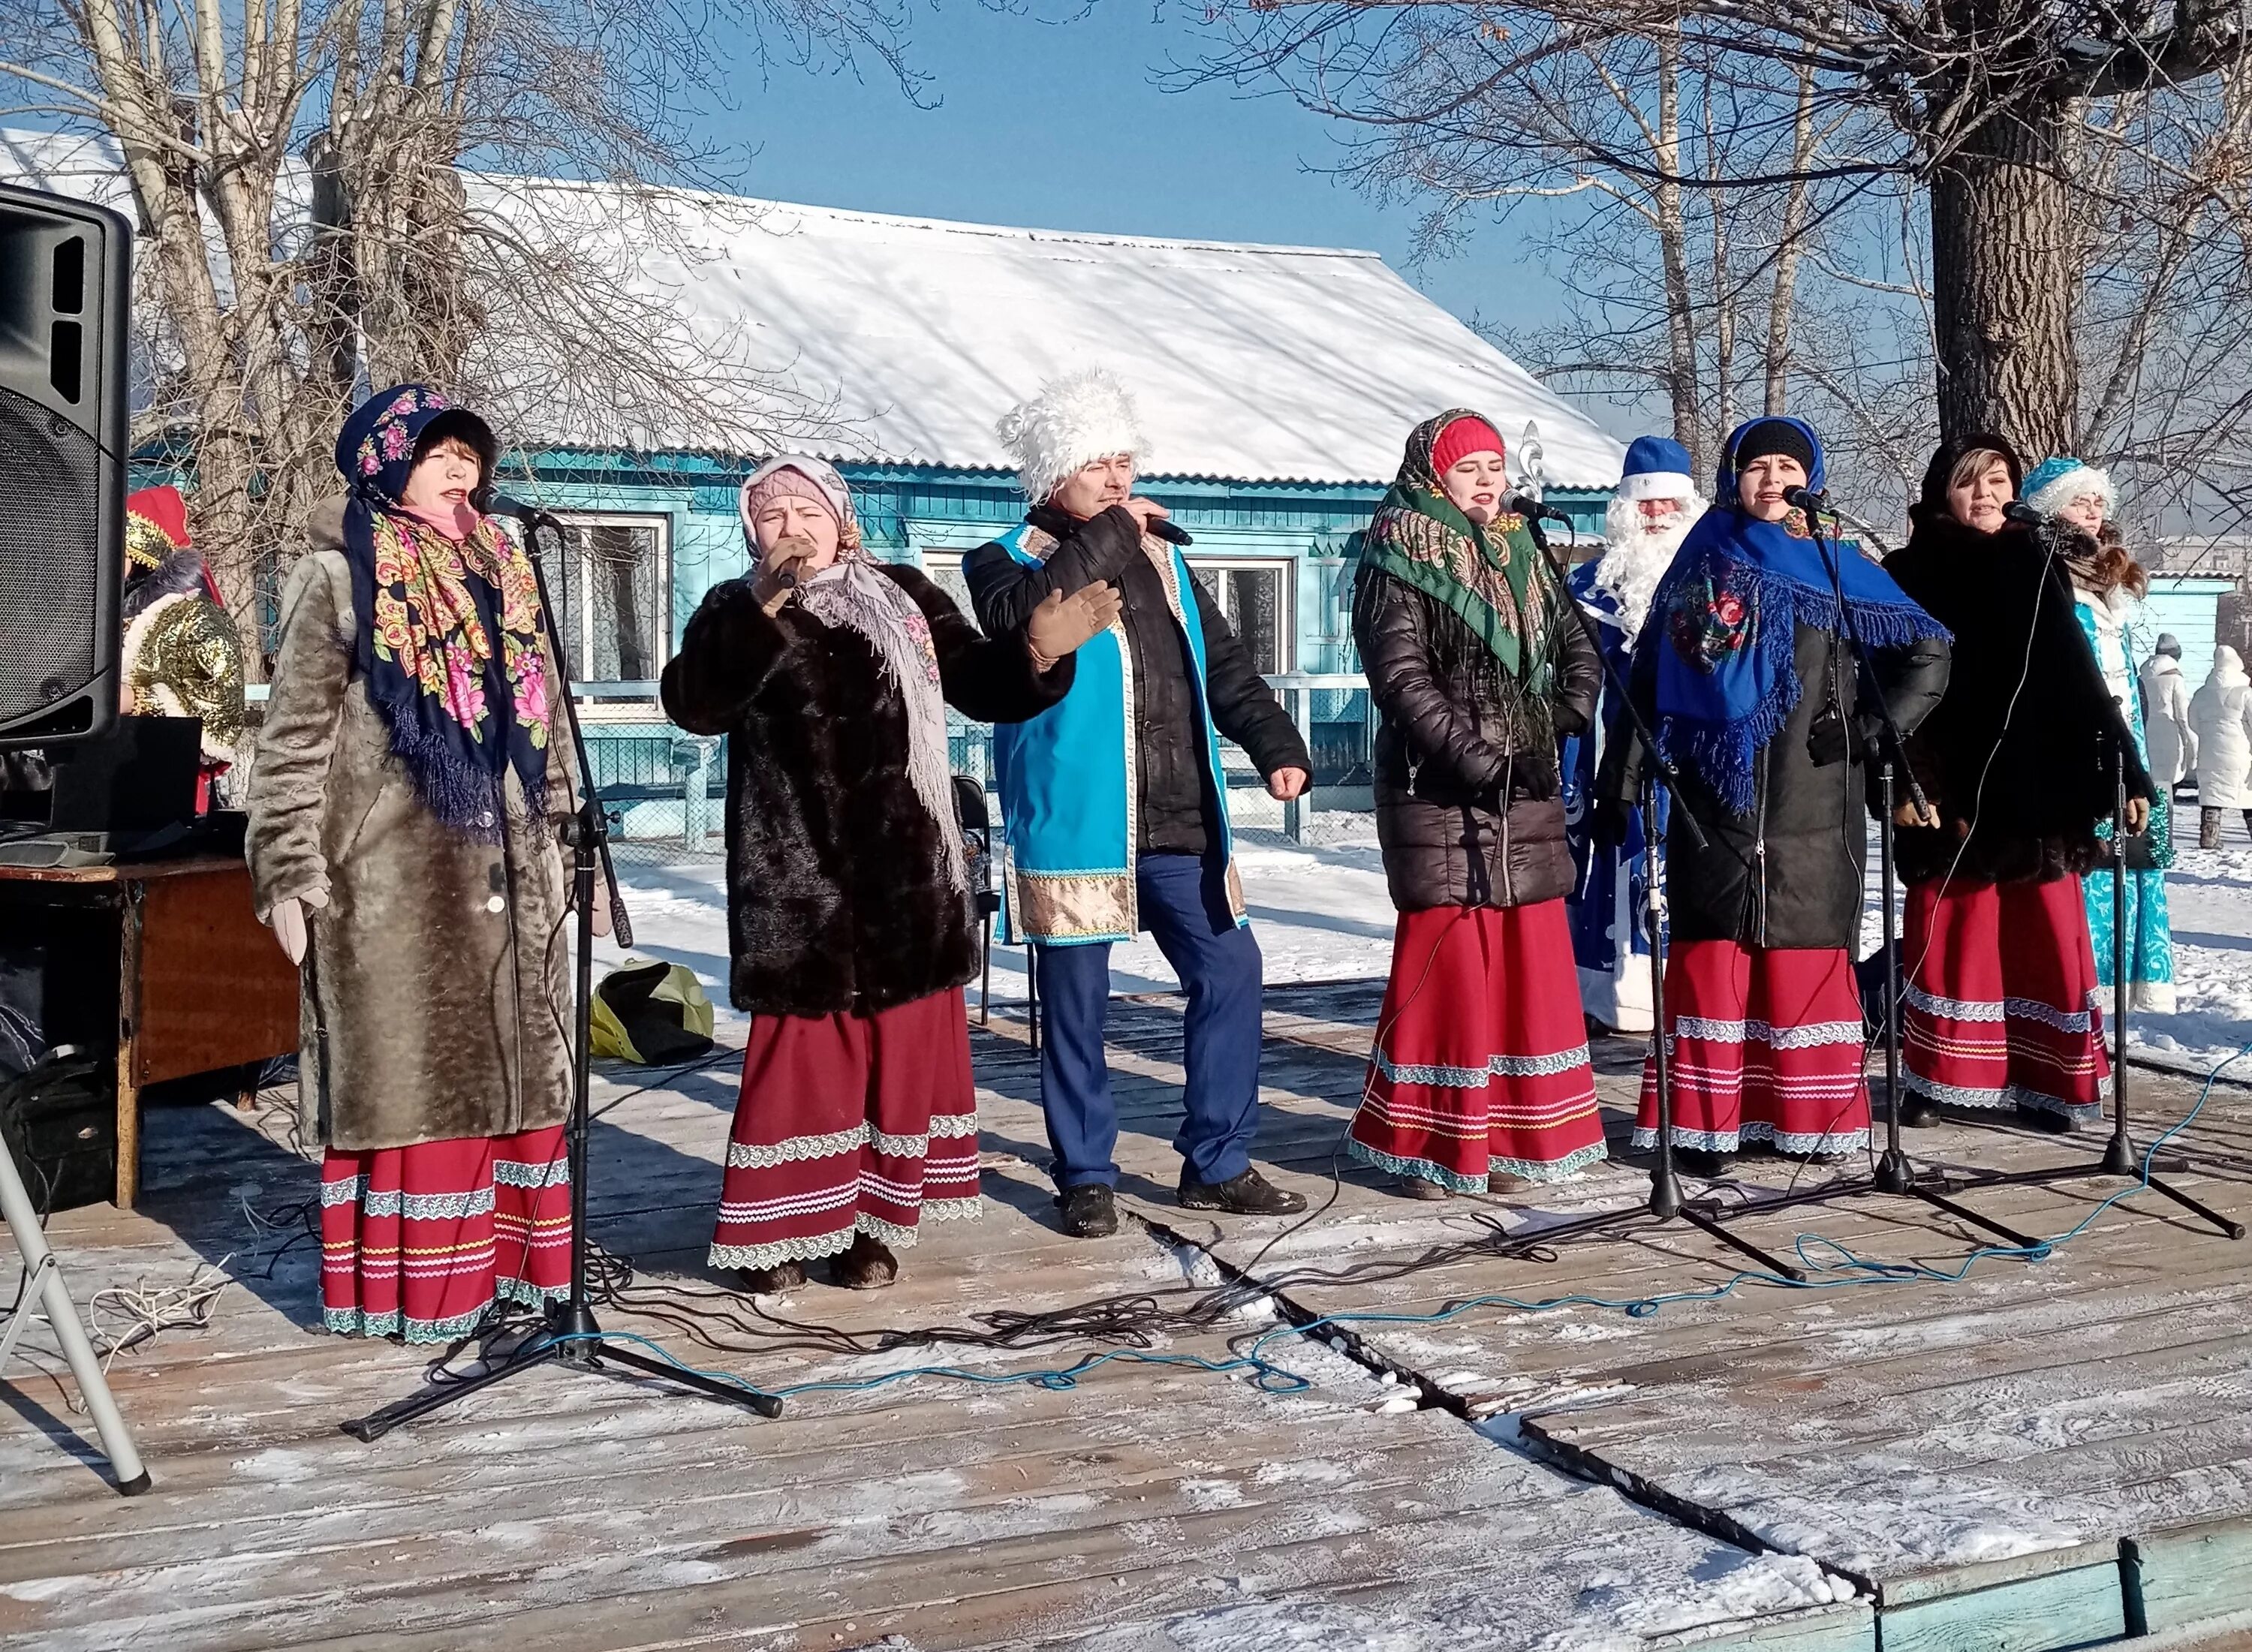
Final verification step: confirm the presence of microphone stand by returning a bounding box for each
[342,505,783,1441]
[1525,510,1805,1280]
[1931,748,2243,1244]
[1802,507,2241,1248]
[1797,502,1931,1199]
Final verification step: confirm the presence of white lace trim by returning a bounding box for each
[1674,1016,1865,1049]
[1630,1121,1871,1155]
[727,1113,981,1169]
[1901,1073,2103,1118]
[1903,984,2005,1024]
[1374,1044,1593,1088]
[493,1157,570,1189]
[726,1125,867,1169]
[711,1229,859,1272]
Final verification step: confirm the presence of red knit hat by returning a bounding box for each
[1431,415,1506,476]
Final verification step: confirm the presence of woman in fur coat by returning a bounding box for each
[661,457,1115,1291]
[1883,436,2152,1131]
[248,385,583,1342]
[1603,417,1951,1172]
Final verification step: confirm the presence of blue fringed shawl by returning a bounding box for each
[1645,507,1948,815]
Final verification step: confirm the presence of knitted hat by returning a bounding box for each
[125,485,191,570]
[2021,456,2115,521]
[738,456,860,552]
[2156,633,2181,658]
[1616,435,1697,503]
[1730,418,1816,475]
[1431,414,1506,476]
[995,369,1150,503]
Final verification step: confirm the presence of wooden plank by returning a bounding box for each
[2127,1517,2252,1637]
[1877,1556,2127,1652]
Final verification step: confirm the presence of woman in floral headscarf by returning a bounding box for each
[246,385,583,1343]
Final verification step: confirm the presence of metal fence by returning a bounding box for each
[583,673,1377,866]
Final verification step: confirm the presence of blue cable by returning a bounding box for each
[536,1041,2252,1407]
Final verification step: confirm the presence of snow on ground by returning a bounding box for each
[598,820,1400,1018]
[602,806,2252,1072]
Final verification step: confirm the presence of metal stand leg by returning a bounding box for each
[0,1137,150,1493]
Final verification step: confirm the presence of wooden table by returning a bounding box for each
[0,855,300,1207]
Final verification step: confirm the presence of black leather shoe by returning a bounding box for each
[1177,1167,1308,1215]
[1895,1097,1942,1128]
[1058,1183,1119,1238]
[1675,1148,1736,1178]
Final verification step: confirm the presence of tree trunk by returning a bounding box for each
[1654,33,1703,475]
[1930,95,2077,455]
[1764,65,1816,415]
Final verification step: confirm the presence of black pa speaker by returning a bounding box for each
[0,182,129,750]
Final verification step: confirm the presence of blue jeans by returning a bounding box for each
[1032,852,1264,1190]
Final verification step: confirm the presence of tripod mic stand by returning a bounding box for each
[1528,516,1805,1281]
[342,505,782,1441]
[1929,762,2244,1245]
[1,1129,151,1491]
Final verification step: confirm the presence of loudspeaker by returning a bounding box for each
[0,182,130,750]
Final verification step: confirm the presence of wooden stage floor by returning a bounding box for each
[5,982,2250,1650]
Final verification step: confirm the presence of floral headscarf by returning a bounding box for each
[1358,409,1567,745]
[333,384,551,839]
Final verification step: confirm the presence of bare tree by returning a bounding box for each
[1186,0,2252,490]
[3,0,899,667]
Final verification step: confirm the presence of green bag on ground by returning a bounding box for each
[590,958,717,1065]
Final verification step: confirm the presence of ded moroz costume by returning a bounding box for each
[1561,435,1706,1034]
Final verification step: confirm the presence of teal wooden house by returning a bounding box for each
[490,194,1627,820]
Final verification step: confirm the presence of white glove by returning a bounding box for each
[266,886,330,965]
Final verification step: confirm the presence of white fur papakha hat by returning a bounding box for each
[995,368,1151,503]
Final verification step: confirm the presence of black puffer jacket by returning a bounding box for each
[661,564,1069,1016]
[1356,567,1601,911]
[964,504,1310,853]
[1883,511,2148,885]
[1607,617,1952,949]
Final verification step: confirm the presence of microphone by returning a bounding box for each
[1146,516,1195,547]
[1505,493,1573,525]
[1783,484,1826,513]
[474,489,565,532]
[2002,500,2046,527]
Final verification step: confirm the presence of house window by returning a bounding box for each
[535,513,670,694]
[1191,558,1293,676]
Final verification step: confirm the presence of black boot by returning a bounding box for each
[1177,1166,1308,1215]
[1676,1148,1736,1177]
[1058,1183,1118,1238]
[736,1259,806,1295]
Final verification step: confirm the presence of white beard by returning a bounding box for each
[1596,494,1706,641]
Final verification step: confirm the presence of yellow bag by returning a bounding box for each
[590,958,717,1065]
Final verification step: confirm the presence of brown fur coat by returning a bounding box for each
[661,564,1068,1017]
[245,498,577,1151]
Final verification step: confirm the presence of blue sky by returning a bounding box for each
[693,0,1564,340]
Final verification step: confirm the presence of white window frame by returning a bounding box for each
[540,510,673,713]
[923,549,1296,676]
[1188,555,1296,675]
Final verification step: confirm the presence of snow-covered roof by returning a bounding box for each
[491,178,1622,488]
[2,128,1624,488]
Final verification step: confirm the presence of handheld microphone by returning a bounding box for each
[1146,516,1195,547]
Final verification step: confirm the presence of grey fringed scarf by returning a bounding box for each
[739,456,965,894]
